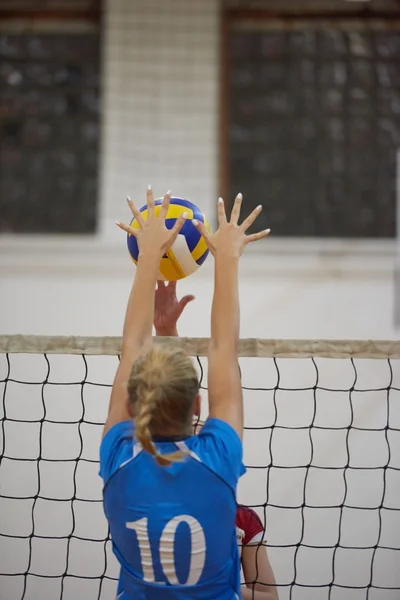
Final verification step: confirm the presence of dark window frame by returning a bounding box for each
[0,6,102,235]
[220,9,400,238]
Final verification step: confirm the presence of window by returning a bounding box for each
[224,16,400,237]
[0,14,100,234]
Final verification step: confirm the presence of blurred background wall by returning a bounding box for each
[0,0,398,341]
[0,1,400,599]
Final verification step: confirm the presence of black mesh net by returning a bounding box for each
[0,348,399,600]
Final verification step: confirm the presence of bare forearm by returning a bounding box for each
[121,252,160,357]
[155,327,178,337]
[242,588,278,600]
[104,254,160,434]
[211,254,239,350]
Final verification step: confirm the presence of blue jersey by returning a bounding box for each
[99,418,246,600]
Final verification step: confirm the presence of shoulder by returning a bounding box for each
[197,417,241,439]
[186,418,246,490]
[236,505,265,546]
[189,418,244,461]
[99,420,136,482]
[189,418,243,456]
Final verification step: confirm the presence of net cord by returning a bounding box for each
[0,335,400,358]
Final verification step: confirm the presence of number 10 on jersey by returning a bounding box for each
[127,514,206,586]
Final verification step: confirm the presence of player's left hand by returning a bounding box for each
[154,281,195,336]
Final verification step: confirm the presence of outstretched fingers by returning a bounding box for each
[240,204,263,232]
[192,218,214,252]
[126,196,145,228]
[159,190,172,220]
[217,197,227,225]
[167,280,177,291]
[116,220,138,237]
[167,212,188,245]
[230,193,243,224]
[175,294,195,318]
[246,228,271,244]
[147,184,155,218]
[239,202,270,245]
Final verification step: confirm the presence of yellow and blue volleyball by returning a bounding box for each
[127,197,210,281]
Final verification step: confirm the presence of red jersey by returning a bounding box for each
[235,505,264,556]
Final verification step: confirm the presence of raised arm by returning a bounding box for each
[242,545,279,600]
[153,280,195,338]
[102,188,186,438]
[193,195,269,439]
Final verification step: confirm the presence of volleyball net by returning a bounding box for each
[0,335,400,600]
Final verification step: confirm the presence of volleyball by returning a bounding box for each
[127,197,211,281]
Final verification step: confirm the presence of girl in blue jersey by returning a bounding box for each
[100,187,269,600]
[152,282,279,600]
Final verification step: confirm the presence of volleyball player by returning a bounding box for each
[153,281,279,599]
[100,187,269,599]
[236,505,278,600]
[153,281,279,600]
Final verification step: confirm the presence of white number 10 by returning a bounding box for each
[126,515,206,586]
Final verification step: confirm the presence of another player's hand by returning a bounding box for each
[154,281,195,336]
[192,194,270,259]
[116,187,187,258]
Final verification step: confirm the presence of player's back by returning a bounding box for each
[100,418,245,600]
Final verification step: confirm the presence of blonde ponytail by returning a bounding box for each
[134,383,187,467]
[128,344,199,467]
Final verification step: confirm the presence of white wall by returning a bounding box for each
[99,0,220,241]
[0,0,399,598]
[1,245,399,600]
[0,236,397,341]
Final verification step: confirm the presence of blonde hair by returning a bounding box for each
[128,344,199,467]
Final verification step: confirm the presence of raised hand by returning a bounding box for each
[154,281,195,336]
[116,187,187,258]
[192,194,270,258]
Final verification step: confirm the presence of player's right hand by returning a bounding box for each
[192,194,270,259]
[116,187,187,259]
